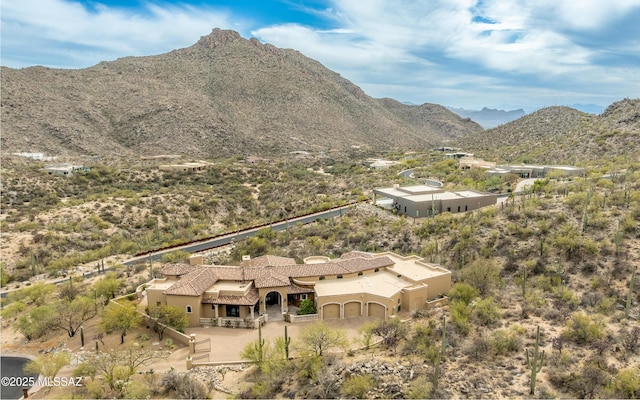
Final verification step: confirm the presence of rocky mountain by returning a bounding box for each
[457,98,640,164]
[0,29,483,159]
[447,106,526,129]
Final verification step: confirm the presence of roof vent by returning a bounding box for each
[242,255,251,261]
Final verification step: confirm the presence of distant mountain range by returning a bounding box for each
[447,104,606,129]
[446,107,526,129]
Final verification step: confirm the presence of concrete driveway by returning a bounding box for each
[185,317,375,363]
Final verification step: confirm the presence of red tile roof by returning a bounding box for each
[287,284,315,294]
[163,254,395,296]
[240,255,296,268]
[203,288,260,306]
[160,263,193,277]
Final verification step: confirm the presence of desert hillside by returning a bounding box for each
[459,98,640,164]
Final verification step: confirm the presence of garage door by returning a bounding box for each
[344,302,361,318]
[367,303,386,319]
[323,304,340,320]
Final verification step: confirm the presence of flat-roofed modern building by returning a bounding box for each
[487,164,585,178]
[158,162,209,173]
[373,185,497,217]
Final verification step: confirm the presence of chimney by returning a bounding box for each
[241,255,251,267]
[189,255,204,265]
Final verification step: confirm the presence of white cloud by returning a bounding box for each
[1,0,238,68]
[1,0,638,108]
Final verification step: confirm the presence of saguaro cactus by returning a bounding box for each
[80,326,85,347]
[284,325,291,360]
[256,323,265,364]
[626,265,636,319]
[441,315,447,355]
[525,326,545,395]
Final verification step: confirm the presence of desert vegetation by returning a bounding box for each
[1,139,639,398]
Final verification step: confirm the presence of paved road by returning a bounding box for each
[123,204,354,265]
[514,178,538,194]
[0,356,37,400]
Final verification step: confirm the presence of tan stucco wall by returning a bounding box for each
[146,288,167,309]
[165,294,202,327]
[400,284,429,312]
[423,272,452,299]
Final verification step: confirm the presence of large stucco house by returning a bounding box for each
[145,251,451,328]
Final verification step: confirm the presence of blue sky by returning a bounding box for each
[2,0,640,112]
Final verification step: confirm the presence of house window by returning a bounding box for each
[337,275,343,279]
[156,301,161,307]
[301,294,308,300]
[374,268,379,272]
[226,305,240,318]
[186,305,192,314]
[465,205,468,211]
[358,271,363,276]
[319,276,326,280]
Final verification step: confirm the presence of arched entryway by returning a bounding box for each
[264,291,284,321]
[265,291,281,306]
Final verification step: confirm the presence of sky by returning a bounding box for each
[2,0,640,112]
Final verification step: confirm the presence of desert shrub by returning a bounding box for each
[405,376,433,399]
[460,259,501,296]
[562,312,605,344]
[447,282,479,305]
[342,374,375,398]
[490,328,522,356]
[610,367,640,399]
[463,333,489,360]
[449,300,471,335]
[472,297,501,326]
[297,299,316,315]
[123,380,151,399]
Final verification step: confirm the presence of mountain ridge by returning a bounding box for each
[458,99,640,163]
[0,28,483,159]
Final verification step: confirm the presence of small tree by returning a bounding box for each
[93,273,122,304]
[372,317,407,354]
[77,344,163,396]
[296,321,347,356]
[100,303,142,344]
[149,305,189,340]
[16,304,57,340]
[52,296,97,337]
[14,282,56,306]
[24,352,70,392]
[460,259,501,296]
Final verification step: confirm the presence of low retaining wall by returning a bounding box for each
[426,296,448,308]
[285,313,319,323]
